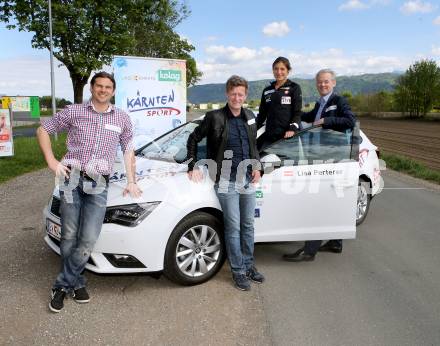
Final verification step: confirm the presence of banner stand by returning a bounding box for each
[0,106,14,157]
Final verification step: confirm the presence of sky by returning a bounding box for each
[1,0,440,101]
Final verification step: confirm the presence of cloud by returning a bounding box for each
[205,45,257,62]
[371,0,391,4]
[400,1,437,14]
[262,21,290,37]
[205,36,218,42]
[199,45,410,84]
[338,0,391,11]
[339,0,369,11]
[433,16,440,25]
[0,56,74,101]
[432,45,440,55]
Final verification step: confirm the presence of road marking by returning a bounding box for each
[382,187,425,190]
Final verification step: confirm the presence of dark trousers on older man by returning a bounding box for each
[304,239,343,255]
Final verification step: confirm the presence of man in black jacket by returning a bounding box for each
[283,68,356,262]
[187,75,264,291]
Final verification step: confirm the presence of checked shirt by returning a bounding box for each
[42,101,133,175]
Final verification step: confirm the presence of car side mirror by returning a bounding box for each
[260,153,282,172]
[261,153,282,164]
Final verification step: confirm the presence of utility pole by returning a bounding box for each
[48,0,57,140]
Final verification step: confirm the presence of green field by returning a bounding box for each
[0,134,67,184]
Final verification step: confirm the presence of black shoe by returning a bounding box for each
[282,249,315,262]
[246,266,265,284]
[232,273,251,291]
[72,287,90,303]
[318,242,342,253]
[49,288,67,313]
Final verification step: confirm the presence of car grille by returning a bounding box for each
[50,196,61,217]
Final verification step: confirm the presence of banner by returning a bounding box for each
[112,56,186,148]
[30,96,40,117]
[0,96,40,119]
[0,108,14,157]
[10,97,30,112]
[1,97,11,109]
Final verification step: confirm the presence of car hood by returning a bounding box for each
[106,157,196,207]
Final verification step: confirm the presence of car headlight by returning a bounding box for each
[104,202,161,227]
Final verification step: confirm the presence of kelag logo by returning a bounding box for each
[158,70,181,82]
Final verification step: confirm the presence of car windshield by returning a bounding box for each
[260,125,359,165]
[137,121,207,163]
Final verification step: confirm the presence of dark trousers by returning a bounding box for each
[304,239,343,255]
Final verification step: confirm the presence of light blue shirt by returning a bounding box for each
[314,92,333,122]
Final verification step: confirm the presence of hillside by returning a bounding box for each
[188,72,400,104]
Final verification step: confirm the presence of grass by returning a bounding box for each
[0,133,67,184]
[382,151,440,184]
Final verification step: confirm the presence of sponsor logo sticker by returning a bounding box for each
[281,96,291,105]
[264,89,275,95]
[158,69,182,82]
[255,209,260,218]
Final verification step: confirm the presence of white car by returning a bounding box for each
[43,120,382,285]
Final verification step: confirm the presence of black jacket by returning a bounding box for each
[257,79,302,140]
[187,105,261,183]
[302,93,356,131]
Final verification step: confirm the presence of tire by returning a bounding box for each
[163,212,225,285]
[356,178,371,226]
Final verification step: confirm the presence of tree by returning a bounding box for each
[39,96,72,109]
[394,60,440,117]
[0,0,201,103]
[128,18,202,87]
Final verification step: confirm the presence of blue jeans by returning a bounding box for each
[215,181,256,275]
[53,176,108,291]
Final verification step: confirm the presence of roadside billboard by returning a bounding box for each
[0,108,14,157]
[0,96,40,120]
[112,56,186,148]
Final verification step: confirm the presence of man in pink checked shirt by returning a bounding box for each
[37,71,142,313]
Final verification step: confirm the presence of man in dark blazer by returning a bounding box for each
[283,68,356,262]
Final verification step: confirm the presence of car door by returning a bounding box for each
[254,125,359,242]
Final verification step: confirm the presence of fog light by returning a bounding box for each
[104,253,146,268]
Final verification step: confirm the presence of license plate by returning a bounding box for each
[47,220,61,240]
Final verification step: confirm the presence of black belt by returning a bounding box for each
[67,166,109,183]
[79,171,110,184]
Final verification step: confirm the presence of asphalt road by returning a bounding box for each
[0,169,439,345]
[12,127,37,138]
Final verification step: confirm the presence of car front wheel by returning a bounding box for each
[163,212,225,285]
[356,178,371,226]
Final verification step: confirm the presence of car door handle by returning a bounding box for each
[332,181,356,189]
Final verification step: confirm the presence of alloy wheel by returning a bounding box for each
[357,183,369,222]
[175,224,221,277]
